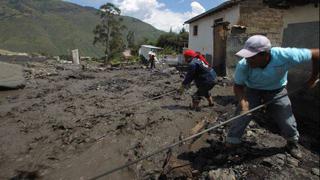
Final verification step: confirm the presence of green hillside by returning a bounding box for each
[0,0,164,57]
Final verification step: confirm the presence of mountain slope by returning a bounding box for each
[0,0,164,57]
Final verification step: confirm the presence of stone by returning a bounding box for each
[311,168,320,176]
[0,62,25,89]
[287,157,299,167]
[275,154,286,161]
[208,169,236,180]
[261,157,273,167]
[275,154,286,167]
[246,130,255,137]
[276,159,285,167]
[56,65,65,70]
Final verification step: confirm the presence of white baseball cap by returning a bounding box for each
[236,35,272,58]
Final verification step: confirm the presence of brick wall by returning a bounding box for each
[224,1,318,69]
[226,0,285,78]
[239,0,284,46]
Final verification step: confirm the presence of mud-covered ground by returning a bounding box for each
[0,59,319,180]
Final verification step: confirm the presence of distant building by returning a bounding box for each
[138,45,162,62]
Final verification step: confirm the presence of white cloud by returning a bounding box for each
[190,1,205,15]
[110,0,206,32]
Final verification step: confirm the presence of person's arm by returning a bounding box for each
[182,63,196,86]
[234,84,249,113]
[307,49,320,88]
[279,47,319,87]
[233,59,249,113]
[178,63,196,95]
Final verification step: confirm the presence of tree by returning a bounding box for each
[126,30,135,49]
[93,3,126,64]
[178,27,189,51]
[179,27,187,34]
[156,29,188,53]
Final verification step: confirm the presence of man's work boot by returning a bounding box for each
[225,142,240,149]
[224,142,242,154]
[206,96,214,107]
[191,100,201,111]
[286,141,302,159]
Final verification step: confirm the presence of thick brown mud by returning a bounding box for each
[0,60,318,180]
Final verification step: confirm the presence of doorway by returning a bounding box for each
[213,21,229,76]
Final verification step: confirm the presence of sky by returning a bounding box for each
[63,0,227,32]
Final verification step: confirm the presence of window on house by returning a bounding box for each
[193,25,198,36]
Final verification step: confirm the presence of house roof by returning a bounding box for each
[184,0,318,24]
[140,45,162,49]
[264,0,319,9]
[184,0,240,24]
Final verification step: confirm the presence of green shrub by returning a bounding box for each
[161,47,177,56]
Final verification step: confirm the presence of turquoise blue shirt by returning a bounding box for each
[234,47,312,90]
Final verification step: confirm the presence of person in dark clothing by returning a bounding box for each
[148,51,156,69]
[179,49,217,111]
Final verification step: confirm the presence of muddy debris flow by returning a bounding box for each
[0,59,319,180]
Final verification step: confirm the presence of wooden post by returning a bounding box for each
[72,49,80,64]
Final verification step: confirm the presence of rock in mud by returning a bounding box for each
[0,62,25,89]
[287,157,299,167]
[208,168,236,180]
[261,157,273,167]
[275,154,286,167]
[10,170,39,180]
[311,168,320,176]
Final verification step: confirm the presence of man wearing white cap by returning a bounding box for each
[226,35,319,159]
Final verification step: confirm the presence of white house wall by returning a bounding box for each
[188,5,240,56]
[282,4,319,28]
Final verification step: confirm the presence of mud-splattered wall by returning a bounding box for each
[282,7,319,123]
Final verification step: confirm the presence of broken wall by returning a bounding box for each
[226,0,284,76]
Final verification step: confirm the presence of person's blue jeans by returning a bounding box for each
[192,82,216,101]
[227,87,299,144]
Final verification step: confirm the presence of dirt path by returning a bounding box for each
[0,60,319,180]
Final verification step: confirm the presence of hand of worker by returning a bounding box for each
[306,76,319,89]
[240,109,251,116]
[239,99,250,115]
